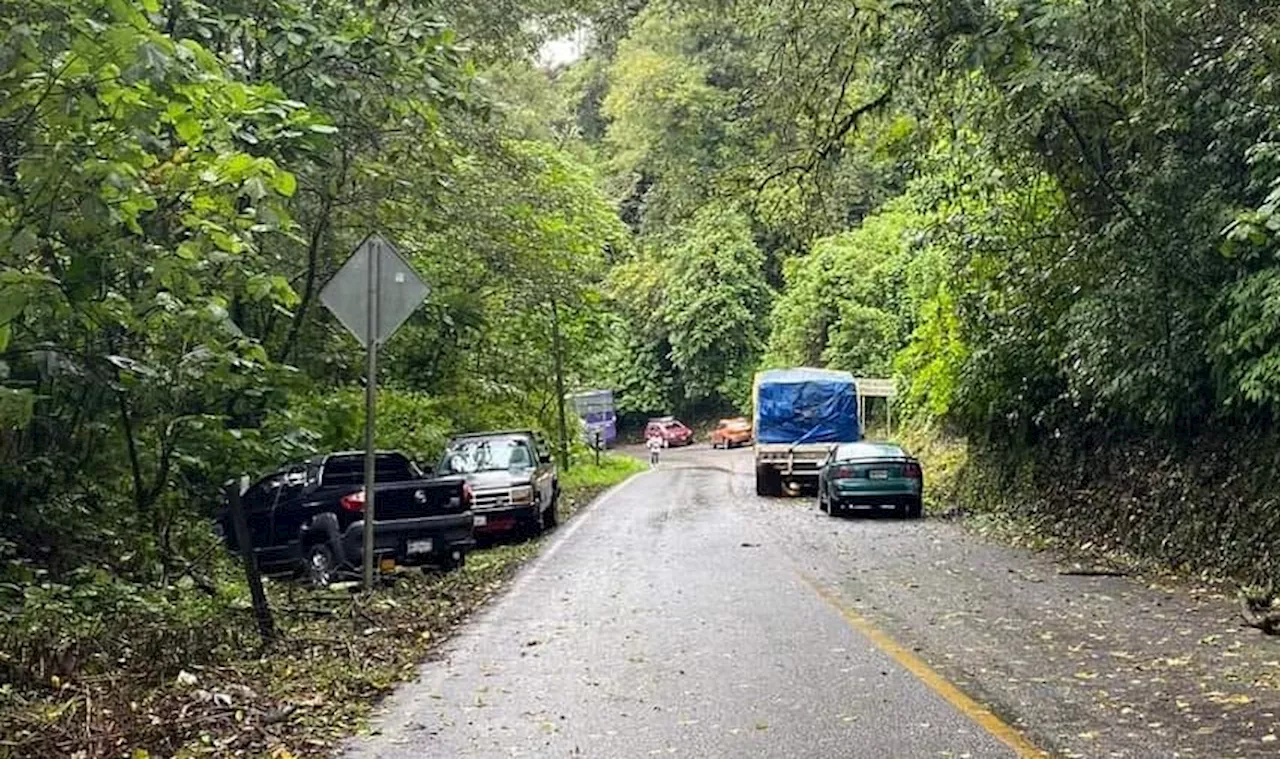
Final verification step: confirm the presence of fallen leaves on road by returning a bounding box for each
[749,482,1280,759]
[1206,692,1253,706]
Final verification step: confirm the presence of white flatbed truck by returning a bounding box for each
[752,368,861,496]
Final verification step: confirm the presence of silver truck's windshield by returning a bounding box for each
[440,439,534,474]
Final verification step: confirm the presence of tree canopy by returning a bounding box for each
[7,0,1280,750]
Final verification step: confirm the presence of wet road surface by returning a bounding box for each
[346,446,1280,758]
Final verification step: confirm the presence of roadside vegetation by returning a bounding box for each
[6,0,1280,755]
[568,0,1280,596]
[0,453,642,758]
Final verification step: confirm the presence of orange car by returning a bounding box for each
[710,417,753,449]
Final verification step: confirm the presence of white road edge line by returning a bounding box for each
[504,467,656,595]
[347,467,658,751]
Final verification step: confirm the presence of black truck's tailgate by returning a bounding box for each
[367,477,468,520]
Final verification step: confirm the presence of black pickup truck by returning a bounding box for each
[218,451,475,585]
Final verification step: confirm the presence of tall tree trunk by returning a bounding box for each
[279,204,331,363]
[278,149,347,363]
[117,392,148,515]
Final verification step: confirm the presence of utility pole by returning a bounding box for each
[550,298,570,472]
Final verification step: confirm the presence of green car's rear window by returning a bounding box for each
[835,442,906,460]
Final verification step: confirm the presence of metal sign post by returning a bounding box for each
[319,235,429,591]
[362,239,380,590]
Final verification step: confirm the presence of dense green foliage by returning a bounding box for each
[8,0,1280,751]
[566,0,1280,577]
[604,203,770,412]
[571,0,1280,430]
[0,0,619,698]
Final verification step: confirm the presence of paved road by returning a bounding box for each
[347,446,1280,759]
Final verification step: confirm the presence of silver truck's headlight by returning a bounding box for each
[510,485,534,504]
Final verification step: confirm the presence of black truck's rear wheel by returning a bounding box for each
[303,542,337,588]
[439,549,466,572]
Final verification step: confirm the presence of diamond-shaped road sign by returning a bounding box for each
[319,235,429,346]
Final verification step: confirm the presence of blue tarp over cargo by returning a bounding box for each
[754,368,859,444]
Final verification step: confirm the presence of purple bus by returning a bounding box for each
[569,389,617,449]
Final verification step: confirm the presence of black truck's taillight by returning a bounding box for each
[340,489,366,512]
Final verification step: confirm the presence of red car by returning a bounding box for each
[644,417,694,447]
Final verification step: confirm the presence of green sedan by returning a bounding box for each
[817,442,923,519]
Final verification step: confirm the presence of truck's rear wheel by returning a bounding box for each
[755,465,780,497]
[303,542,337,588]
[430,549,466,572]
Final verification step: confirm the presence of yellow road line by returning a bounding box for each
[801,573,1051,758]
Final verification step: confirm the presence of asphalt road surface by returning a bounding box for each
[346,446,1280,759]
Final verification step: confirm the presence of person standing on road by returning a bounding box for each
[646,434,662,468]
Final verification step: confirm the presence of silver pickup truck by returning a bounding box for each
[436,430,560,538]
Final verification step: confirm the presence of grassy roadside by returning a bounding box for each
[888,426,1059,549]
[876,425,968,516]
[0,454,645,759]
[559,453,648,505]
